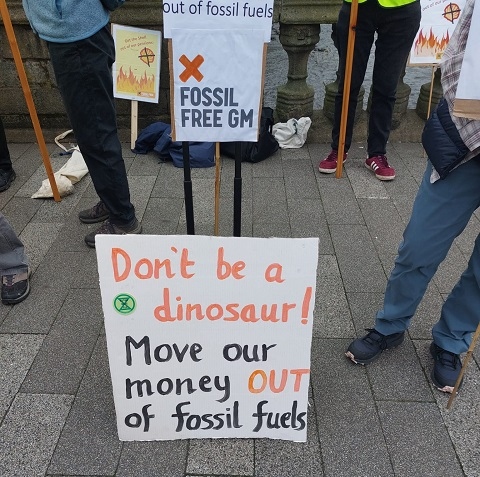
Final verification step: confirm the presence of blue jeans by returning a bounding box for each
[375,158,480,354]
[47,26,135,226]
[332,0,421,157]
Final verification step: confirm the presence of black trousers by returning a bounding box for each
[0,117,13,172]
[47,26,135,226]
[332,0,421,157]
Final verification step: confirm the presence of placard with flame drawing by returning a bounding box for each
[112,24,162,103]
[408,0,466,65]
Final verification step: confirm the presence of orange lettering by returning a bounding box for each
[112,247,131,282]
[180,248,195,278]
[264,263,284,283]
[269,369,288,393]
[248,370,267,393]
[290,369,310,391]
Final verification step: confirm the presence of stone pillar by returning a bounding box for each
[416,67,442,120]
[276,23,320,121]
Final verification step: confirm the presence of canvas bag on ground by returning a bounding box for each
[272,117,311,149]
[220,107,279,162]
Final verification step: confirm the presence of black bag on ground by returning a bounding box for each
[220,107,279,163]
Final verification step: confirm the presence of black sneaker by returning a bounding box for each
[0,169,16,192]
[1,268,30,304]
[430,342,462,393]
[78,201,110,224]
[345,328,405,364]
[84,218,142,248]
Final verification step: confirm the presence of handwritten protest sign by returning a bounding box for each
[170,28,265,142]
[112,24,161,103]
[96,235,318,441]
[162,0,274,42]
[408,0,466,65]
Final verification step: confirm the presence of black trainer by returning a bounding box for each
[345,328,405,364]
[1,268,30,304]
[84,218,142,248]
[430,342,462,393]
[0,168,16,192]
[78,201,110,224]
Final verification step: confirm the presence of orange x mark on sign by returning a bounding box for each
[179,54,204,83]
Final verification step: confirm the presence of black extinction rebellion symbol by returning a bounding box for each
[114,293,136,315]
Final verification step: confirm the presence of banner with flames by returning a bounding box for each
[112,24,162,103]
[408,0,466,65]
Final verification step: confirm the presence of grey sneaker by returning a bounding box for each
[1,268,30,304]
[79,201,110,224]
[84,218,142,248]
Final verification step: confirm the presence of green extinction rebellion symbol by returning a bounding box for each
[113,293,136,315]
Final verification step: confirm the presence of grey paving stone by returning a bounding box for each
[0,286,69,334]
[377,401,464,477]
[316,176,364,225]
[285,174,320,200]
[311,338,394,477]
[313,255,353,339]
[358,197,406,259]
[287,198,333,254]
[187,438,254,476]
[128,174,158,222]
[19,222,63,271]
[0,393,73,477]
[254,398,323,477]
[347,166,389,199]
[329,224,387,293]
[142,197,184,235]
[20,288,104,394]
[116,440,188,477]
[0,334,44,422]
[0,196,42,234]
[128,152,164,176]
[414,340,480,477]
[48,336,122,476]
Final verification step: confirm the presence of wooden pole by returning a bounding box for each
[130,100,138,150]
[0,0,61,201]
[336,0,359,179]
[214,142,221,236]
[447,322,480,409]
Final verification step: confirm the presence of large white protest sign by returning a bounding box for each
[171,28,265,142]
[454,0,480,119]
[162,0,274,42]
[408,0,466,65]
[96,235,318,441]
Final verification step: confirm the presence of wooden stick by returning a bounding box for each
[130,100,138,150]
[336,0,359,179]
[0,0,61,201]
[447,322,480,409]
[214,142,221,236]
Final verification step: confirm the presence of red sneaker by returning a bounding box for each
[365,155,396,181]
[318,150,347,174]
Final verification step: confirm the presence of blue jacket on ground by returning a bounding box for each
[22,0,124,43]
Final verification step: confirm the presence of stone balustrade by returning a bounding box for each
[0,0,439,142]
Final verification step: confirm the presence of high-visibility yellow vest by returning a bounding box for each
[345,0,418,7]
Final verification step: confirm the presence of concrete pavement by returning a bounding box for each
[0,137,479,477]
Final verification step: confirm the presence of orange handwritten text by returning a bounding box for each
[111,247,195,282]
[248,369,310,393]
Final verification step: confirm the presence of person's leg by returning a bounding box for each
[432,234,480,354]
[0,117,16,192]
[47,26,135,226]
[331,2,376,152]
[376,157,480,335]
[0,213,30,304]
[0,117,12,171]
[367,1,421,157]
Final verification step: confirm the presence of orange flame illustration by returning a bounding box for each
[116,66,156,98]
